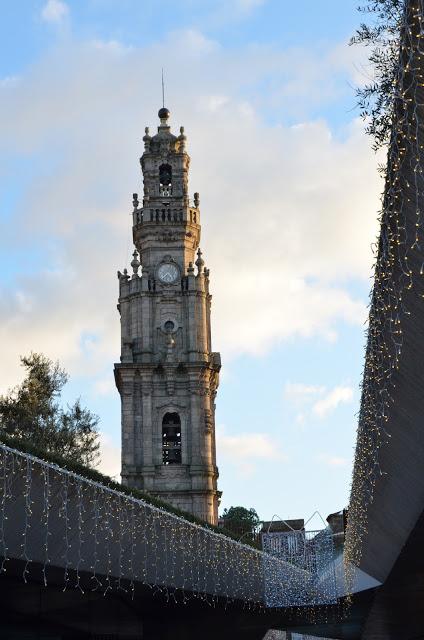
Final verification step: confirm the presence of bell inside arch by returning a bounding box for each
[162,412,182,464]
[159,163,172,196]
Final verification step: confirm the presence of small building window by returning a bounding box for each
[162,412,181,464]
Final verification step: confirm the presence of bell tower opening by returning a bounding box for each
[162,412,181,465]
[159,163,172,196]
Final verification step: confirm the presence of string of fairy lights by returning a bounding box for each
[345,0,424,574]
[262,530,337,608]
[0,442,337,609]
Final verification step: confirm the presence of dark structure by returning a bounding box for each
[344,2,424,637]
[0,442,368,639]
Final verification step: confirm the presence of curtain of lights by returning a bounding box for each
[262,530,337,607]
[0,443,337,609]
[346,0,424,570]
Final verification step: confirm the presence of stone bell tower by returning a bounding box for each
[114,107,220,525]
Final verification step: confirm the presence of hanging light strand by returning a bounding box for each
[346,0,424,583]
[0,441,338,610]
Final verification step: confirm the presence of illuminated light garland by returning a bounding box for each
[262,530,337,608]
[0,449,8,574]
[42,464,50,587]
[60,473,70,591]
[0,442,338,610]
[21,457,32,583]
[75,479,84,593]
[345,0,424,582]
[90,485,103,591]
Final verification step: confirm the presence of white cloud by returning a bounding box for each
[312,386,354,418]
[180,29,218,53]
[97,433,120,480]
[217,426,284,476]
[91,40,133,55]
[318,454,349,467]
[0,76,19,88]
[93,376,116,397]
[217,427,283,460]
[285,382,354,423]
[202,94,229,112]
[0,32,381,390]
[329,41,373,89]
[284,382,326,402]
[202,0,266,27]
[285,383,325,424]
[41,0,69,23]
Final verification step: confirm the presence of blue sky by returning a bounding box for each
[0,0,383,524]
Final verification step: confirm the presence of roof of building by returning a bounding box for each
[260,519,305,534]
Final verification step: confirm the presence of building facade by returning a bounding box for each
[114,107,220,524]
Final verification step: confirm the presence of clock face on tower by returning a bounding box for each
[157,262,179,284]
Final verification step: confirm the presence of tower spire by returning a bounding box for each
[161,68,165,108]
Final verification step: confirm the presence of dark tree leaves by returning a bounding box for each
[0,353,100,466]
[351,0,405,150]
[221,506,260,539]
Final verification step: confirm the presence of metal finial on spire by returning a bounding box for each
[158,69,170,124]
[162,68,165,108]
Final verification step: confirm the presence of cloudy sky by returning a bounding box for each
[0,0,383,524]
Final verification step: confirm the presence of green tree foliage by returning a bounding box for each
[351,0,405,150]
[221,506,260,538]
[0,353,100,466]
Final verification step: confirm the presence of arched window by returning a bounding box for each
[159,164,172,196]
[162,412,181,464]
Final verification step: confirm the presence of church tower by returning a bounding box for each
[114,107,221,525]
